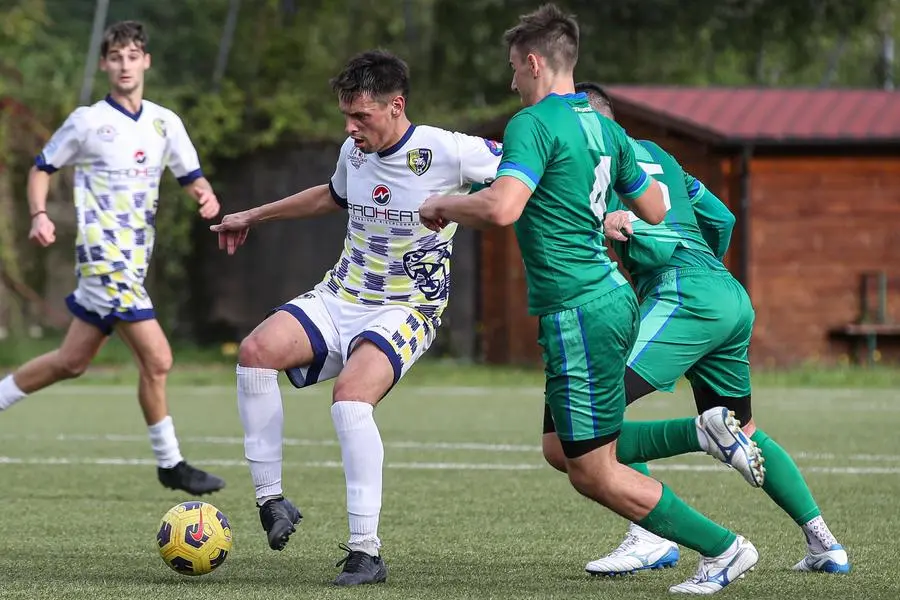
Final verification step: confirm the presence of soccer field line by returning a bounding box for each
[0,455,897,475]
[34,384,900,402]
[38,385,548,397]
[2,432,900,463]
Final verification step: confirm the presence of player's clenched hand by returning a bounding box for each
[196,187,221,220]
[209,212,251,255]
[419,196,448,232]
[603,210,633,242]
[28,213,56,247]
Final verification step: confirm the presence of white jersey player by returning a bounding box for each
[0,21,225,496]
[211,50,502,585]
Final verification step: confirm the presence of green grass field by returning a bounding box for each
[0,366,896,599]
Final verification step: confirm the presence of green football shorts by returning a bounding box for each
[538,284,639,445]
[628,267,754,398]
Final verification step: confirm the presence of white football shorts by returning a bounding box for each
[66,272,155,335]
[273,288,436,388]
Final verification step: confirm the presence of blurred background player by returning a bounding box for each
[420,4,763,594]
[210,50,501,586]
[0,21,225,496]
[546,81,848,576]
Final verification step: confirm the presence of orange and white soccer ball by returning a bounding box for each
[156,501,233,576]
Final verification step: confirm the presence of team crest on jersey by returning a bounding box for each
[348,147,367,169]
[403,241,451,301]
[134,150,147,164]
[153,118,167,138]
[372,184,391,206]
[96,125,117,142]
[406,148,432,176]
[484,139,503,156]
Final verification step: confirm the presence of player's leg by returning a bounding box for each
[587,275,772,575]
[560,275,740,577]
[545,287,758,594]
[0,318,107,411]
[617,272,722,486]
[688,280,848,573]
[0,282,116,410]
[581,367,681,576]
[615,275,763,488]
[328,305,434,586]
[114,317,223,495]
[238,290,342,551]
[542,392,680,577]
[542,369,656,472]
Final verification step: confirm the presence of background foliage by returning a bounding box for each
[0,0,897,333]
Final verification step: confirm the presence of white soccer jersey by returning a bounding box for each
[322,125,502,321]
[36,95,203,280]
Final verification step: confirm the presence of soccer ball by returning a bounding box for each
[156,501,233,576]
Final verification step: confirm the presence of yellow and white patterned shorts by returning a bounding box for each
[275,288,436,388]
[66,272,155,335]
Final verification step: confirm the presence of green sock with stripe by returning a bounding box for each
[638,484,736,557]
[616,418,701,464]
[751,429,821,525]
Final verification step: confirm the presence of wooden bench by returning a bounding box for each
[832,272,900,365]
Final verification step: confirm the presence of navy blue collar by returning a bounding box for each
[105,94,143,121]
[378,124,416,158]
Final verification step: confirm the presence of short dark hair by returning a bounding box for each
[330,50,411,105]
[575,81,614,118]
[101,21,148,57]
[503,3,579,71]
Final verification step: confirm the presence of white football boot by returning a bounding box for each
[586,523,679,576]
[696,407,766,487]
[669,535,758,594]
[792,544,850,573]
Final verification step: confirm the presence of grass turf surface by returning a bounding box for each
[0,368,896,599]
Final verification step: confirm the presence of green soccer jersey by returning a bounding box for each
[607,138,729,298]
[496,92,651,315]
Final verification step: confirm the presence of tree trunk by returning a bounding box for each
[0,116,24,336]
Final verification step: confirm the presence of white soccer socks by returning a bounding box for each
[237,365,285,502]
[332,400,384,556]
[147,415,184,468]
[0,374,27,411]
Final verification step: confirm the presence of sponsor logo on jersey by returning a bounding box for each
[484,139,503,156]
[153,118,167,138]
[406,148,433,176]
[403,241,452,301]
[372,184,391,206]
[134,150,147,164]
[98,166,163,180]
[97,125,118,142]
[348,147,367,169]
[347,203,418,224]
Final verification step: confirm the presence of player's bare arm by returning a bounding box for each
[210,184,340,254]
[622,179,666,225]
[420,176,531,231]
[183,177,220,220]
[26,165,55,247]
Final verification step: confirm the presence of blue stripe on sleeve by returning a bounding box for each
[614,169,648,196]
[498,161,540,188]
[34,153,58,174]
[687,179,702,198]
[177,168,203,186]
[329,180,348,209]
